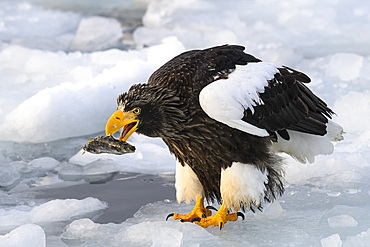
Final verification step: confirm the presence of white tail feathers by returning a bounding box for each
[271,121,343,163]
[326,120,344,142]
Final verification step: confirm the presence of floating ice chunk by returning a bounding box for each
[9,157,62,179]
[29,157,60,172]
[58,162,84,177]
[70,16,123,52]
[0,197,107,229]
[328,214,358,228]
[321,234,342,247]
[0,167,21,189]
[60,218,116,245]
[9,161,32,175]
[4,158,60,184]
[61,218,101,245]
[83,159,120,175]
[0,224,46,247]
[59,159,119,182]
[30,197,107,222]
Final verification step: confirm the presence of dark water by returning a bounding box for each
[0,131,176,224]
[36,172,176,224]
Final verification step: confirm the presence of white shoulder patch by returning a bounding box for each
[199,63,281,137]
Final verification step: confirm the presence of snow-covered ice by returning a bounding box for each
[0,0,370,246]
[321,234,342,247]
[0,224,46,247]
[0,197,107,231]
[69,16,123,52]
[328,214,358,228]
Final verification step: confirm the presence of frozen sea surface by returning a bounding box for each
[0,0,370,246]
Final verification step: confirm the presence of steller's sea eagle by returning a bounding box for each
[105,45,343,229]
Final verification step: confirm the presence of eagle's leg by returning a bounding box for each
[167,197,212,222]
[194,203,243,229]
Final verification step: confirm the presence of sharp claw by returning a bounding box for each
[190,217,202,223]
[237,212,245,220]
[219,222,224,230]
[202,213,207,218]
[166,213,174,221]
[206,205,218,211]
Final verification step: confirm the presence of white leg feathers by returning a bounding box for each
[221,162,268,211]
[175,160,204,204]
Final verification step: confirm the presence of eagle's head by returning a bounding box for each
[105,83,188,141]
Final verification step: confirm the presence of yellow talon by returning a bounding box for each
[195,203,239,229]
[167,197,212,222]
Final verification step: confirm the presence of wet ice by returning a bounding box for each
[0,167,21,189]
[58,159,120,183]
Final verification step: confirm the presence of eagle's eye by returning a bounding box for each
[133,107,141,115]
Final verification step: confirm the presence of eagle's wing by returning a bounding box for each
[199,62,334,140]
[147,44,334,141]
[147,45,261,90]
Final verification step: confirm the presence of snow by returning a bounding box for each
[0,0,370,246]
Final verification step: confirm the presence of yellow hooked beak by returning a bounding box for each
[105,110,139,141]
